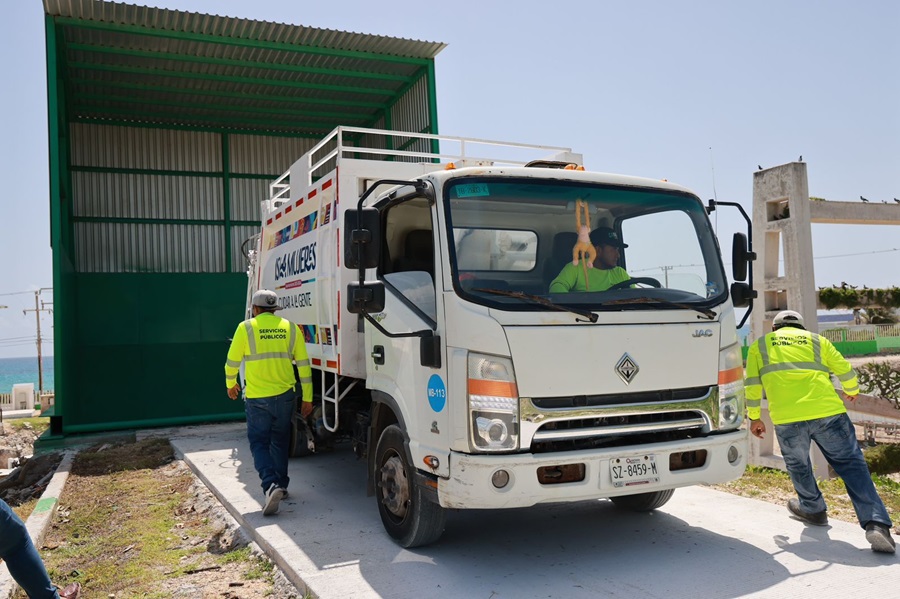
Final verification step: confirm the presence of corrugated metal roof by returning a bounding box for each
[44,0,446,59]
[43,0,446,135]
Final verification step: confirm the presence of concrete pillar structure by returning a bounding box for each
[748,162,900,477]
[749,162,827,475]
[751,162,818,338]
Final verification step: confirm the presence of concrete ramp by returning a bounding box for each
[159,423,898,599]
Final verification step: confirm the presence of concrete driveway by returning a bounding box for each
[159,423,898,599]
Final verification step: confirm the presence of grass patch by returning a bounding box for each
[5,416,50,434]
[43,441,198,593]
[11,497,38,522]
[220,547,276,581]
[30,437,281,598]
[716,461,900,525]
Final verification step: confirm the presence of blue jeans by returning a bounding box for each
[0,498,60,599]
[245,388,295,495]
[775,412,892,529]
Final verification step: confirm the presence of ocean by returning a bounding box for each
[0,356,55,394]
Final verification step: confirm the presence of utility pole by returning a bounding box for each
[659,265,674,288]
[22,289,53,400]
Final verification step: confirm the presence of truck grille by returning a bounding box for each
[531,386,711,410]
[520,386,717,454]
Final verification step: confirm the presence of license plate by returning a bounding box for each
[610,454,659,488]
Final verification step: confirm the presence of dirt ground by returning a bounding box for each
[0,433,301,598]
[0,421,62,506]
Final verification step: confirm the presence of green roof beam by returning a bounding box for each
[72,216,259,227]
[73,105,345,131]
[70,165,279,179]
[75,93,372,122]
[67,61,397,96]
[65,42,414,83]
[72,116,328,138]
[70,78,388,109]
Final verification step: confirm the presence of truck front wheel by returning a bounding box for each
[610,489,674,512]
[374,424,446,547]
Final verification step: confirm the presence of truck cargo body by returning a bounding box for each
[248,127,749,546]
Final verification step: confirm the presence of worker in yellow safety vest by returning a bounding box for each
[225,289,313,516]
[745,310,894,553]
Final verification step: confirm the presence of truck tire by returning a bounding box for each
[374,424,446,547]
[610,489,675,512]
[289,418,314,458]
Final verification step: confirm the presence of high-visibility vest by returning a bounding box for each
[224,312,313,401]
[549,263,630,292]
[744,327,858,425]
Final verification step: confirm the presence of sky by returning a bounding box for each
[1,0,898,358]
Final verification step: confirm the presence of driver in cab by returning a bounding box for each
[549,227,631,292]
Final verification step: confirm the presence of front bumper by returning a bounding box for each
[437,429,748,509]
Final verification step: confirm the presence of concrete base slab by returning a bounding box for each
[0,409,40,420]
[164,423,898,599]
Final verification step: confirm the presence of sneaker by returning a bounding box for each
[787,498,828,526]
[866,522,896,554]
[263,483,285,516]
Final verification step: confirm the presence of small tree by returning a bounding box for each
[863,307,897,325]
[856,362,900,409]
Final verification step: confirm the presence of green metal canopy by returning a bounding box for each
[42,0,445,436]
[44,0,444,136]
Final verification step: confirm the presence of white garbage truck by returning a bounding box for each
[245,126,755,547]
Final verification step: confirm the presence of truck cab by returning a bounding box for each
[248,127,752,547]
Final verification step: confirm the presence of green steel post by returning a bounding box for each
[45,15,65,427]
[427,60,440,157]
[222,133,232,272]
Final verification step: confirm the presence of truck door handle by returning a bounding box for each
[371,345,385,365]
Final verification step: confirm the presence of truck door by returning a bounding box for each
[366,198,449,477]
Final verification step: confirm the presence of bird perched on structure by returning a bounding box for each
[860,196,869,202]
[758,165,763,171]
[798,155,803,162]
[895,198,900,204]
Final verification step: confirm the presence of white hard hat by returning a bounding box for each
[773,310,804,328]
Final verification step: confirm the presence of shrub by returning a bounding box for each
[856,362,900,408]
[864,443,900,475]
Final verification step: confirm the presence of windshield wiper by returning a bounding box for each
[603,296,716,320]
[472,288,599,323]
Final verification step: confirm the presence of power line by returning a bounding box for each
[632,247,900,273]
[812,248,898,260]
[0,289,51,297]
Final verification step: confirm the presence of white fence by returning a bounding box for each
[821,323,900,343]
[0,387,54,412]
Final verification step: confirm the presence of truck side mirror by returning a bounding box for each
[730,282,755,308]
[346,281,385,314]
[731,232,754,282]
[344,208,381,269]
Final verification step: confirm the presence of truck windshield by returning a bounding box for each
[445,176,727,313]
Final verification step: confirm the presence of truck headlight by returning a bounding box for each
[468,353,519,451]
[718,342,745,430]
